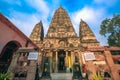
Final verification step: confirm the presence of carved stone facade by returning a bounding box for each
[30,6,99,71]
[30,7,120,79]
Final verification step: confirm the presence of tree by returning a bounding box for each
[100,15,120,47]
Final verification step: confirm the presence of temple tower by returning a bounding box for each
[30,21,44,46]
[46,6,77,38]
[44,6,80,73]
[79,19,99,47]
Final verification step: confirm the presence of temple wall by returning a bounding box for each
[0,19,37,54]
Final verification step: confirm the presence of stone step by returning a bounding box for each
[51,73,73,80]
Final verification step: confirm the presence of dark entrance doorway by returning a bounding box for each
[58,50,66,72]
[0,41,21,73]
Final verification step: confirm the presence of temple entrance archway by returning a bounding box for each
[58,50,66,72]
[0,41,21,73]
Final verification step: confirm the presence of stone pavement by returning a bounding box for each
[51,73,73,80]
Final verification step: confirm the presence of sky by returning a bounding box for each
[0,0,120,46]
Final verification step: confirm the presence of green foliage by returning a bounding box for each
[93,72,102,80]
[100,14,120,46]
[0,73,12,80]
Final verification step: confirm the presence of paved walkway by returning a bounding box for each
[51,73,73,80]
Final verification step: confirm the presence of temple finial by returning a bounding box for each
[60,4,62,8]
[59,5,63,9]
[80,19,85,23]
[81,19,83,22]
[40,20,42,23]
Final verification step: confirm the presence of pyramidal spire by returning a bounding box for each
[30,21,44,44]
[46,6,77,38]
[79,19,99,46]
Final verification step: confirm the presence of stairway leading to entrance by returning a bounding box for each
[51,73,73,80]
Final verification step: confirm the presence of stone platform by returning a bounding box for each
[51,73,73,80]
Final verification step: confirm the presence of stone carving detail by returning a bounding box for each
[59,40,66,47]
[44,40,51,48]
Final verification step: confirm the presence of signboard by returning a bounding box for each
[28,52,38,60]
[84,52,95,61]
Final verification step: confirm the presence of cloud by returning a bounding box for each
[8,10,50,37]
[9,11,39,37]
[5,0,51,37]
[26,0,49,19]
[71,6,108,45]
[2,0,110,46]
[94,0,117,6]
[1,0,21,6]
[96,33,108,46]
[71,6,104,33]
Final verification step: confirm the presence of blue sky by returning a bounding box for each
[0,0,120,46]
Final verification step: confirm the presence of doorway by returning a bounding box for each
[0,41,21,73]
[58,50,66,72]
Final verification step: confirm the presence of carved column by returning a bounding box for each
[55,51,58,72]
[71,51,73,69]
[71,51,75,64]
[65,51,68,68]
[27,61,37,80]
[104,51,118,80]
[7,52,20,79]
[81,52,86,64]
[78,51,82,66]
[50,51,52,73]
[68,51,72,70]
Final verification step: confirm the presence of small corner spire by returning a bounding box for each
[36,20,43,26]
[80,19,84,23]
[80,19,83,22]
[80,19,86,24]
[40,20,42,23]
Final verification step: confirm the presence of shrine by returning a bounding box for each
[30,6,120,80]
